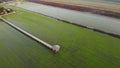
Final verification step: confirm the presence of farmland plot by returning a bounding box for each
[2,7,120,68]
[0,21,54,68]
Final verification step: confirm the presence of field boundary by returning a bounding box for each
[14,6,120,39]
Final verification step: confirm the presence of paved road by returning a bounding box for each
[10,2,120,35]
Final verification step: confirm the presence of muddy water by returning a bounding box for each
[10,2,120,35]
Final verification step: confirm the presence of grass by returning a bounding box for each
[0,21,52,68]
[1,6,120,68]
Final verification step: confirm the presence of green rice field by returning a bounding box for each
[1,6,120,68]
[0,20,51,68]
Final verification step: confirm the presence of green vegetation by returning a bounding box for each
[0,7,6,15]
[0,7,14,15]
[1,7,120,68]
[0,0,2,2]
[0,21,50,68]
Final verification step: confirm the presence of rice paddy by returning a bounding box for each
[0,6,120,68]
[0,20,52,68]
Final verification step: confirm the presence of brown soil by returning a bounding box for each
[28,0,120,19]
[43,0,120,13]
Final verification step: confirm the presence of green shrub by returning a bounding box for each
[0,7,14,15]
[0,7,6,15]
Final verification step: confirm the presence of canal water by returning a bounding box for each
[10,2,120,35]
